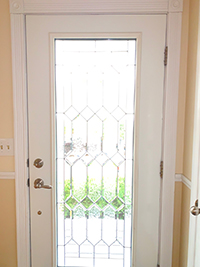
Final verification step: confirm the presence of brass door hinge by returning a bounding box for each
[164,46,168,66]
[160,161,163,179]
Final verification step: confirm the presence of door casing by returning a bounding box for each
[9,1,183,266]
[188,3,200,266]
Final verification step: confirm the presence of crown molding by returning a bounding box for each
[9,0,183,14]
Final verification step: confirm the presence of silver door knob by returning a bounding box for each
[34,178,52,189]
[190,199,200,216]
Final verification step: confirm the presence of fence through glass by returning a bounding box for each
[55,39,136,267]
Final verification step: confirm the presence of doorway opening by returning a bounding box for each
[55,39,136,267]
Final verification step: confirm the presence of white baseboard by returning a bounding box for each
[0,172,15,179]
[175,173,191,189]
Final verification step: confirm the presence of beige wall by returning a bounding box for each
[173,0,199,266]
[183,0,199,180]
[179,184,191,267]
[0,0,17,266]
[0,0,198,266]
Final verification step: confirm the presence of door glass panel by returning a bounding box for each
[55,39,136,267]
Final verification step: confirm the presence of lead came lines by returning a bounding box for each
[56,39,136,267]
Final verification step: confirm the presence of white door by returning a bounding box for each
[26,15,166,267]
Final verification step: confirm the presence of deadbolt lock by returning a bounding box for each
[34,158,44,168]
[190,199,200,216]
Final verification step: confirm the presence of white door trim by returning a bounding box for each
[187,2,200,266]
[10,14,30,267]
[9,3,182,267]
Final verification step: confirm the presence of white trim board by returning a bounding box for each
[9,0,183,14]
[175,173,192,190]
[0,172,15,179]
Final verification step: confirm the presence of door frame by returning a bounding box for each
[9,1,183,267]
[187,3,200,267]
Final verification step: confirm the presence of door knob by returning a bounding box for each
[34,178,52,189]
[190,199,200,216]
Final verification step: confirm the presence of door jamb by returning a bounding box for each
[10,8,182,267]
[187,3,200,266]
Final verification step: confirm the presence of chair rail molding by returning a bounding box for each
[0,172,15,179]
[175,174,192,190]
[9,1,182,267]
[10,0,183,14]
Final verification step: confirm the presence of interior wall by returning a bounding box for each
[183,0,199,180]
[173,0,199,266]
[1,0,197,266]
[0,0,17,266]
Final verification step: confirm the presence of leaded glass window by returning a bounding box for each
[55,39,136,267]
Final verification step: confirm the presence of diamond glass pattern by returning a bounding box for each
[64,106,79,120]
[81,107,94,120]
[112,107,125,121]
[81,152,94,166]
[96,153,109,166]
[56,39,136,267]
[96,197,108,209]
[111,197,124,210]
[111,153,125,166]
[65,197,78,210]
[81,196,93,209]
[96,107,109,121]
[65,152,80,165]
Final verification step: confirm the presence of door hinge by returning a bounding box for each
[27,158,29,167]
[164,46,168,66]
[157,264,160,267]
[27,178,30,187]
[160,161,163,178]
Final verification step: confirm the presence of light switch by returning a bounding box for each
[0,139,14,156]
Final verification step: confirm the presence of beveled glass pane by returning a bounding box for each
[72,160,86,202]
[125,115,134,160]
[120,65,136,114]
[103,115,118,157]
[81,196,93,209]
[88,115,102,157]
[96,197,108,210]
[96,153,109,166]
[103,66,119,112]
[95,241,108,258]
[56,114,71,159]
[103,206,116,245]
[65,106,79,120]
[72,115,87,149]
[125,160,133,205]
[56,39,135,267]
[80,240,93,257]
[65,240,79,258]
[103,161,117,202]
[96,107,110,121]
[118,119,126,157]
[111,197,124,210]
[110,241,123,259]
[56,68,71,113]
[71,73,87,112]
[81,107,94,121]
[88,161,102,202]
[111,107,125,121]
[73,207,86,244]
[88,69,103,112]
[88,207,101,244]
[111,153,125,167]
